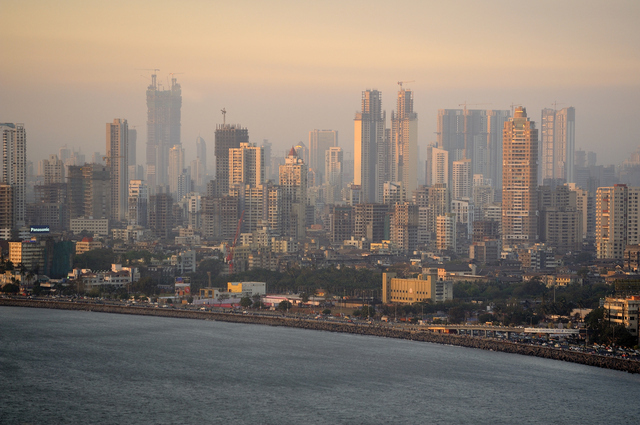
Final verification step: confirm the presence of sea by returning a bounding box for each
[1,306,639,424]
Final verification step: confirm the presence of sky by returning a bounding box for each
[2,0,639,168]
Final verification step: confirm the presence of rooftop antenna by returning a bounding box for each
[221,108,227,125]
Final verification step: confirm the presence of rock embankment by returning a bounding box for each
[3,298,639,374]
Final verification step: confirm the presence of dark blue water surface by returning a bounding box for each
[1,307,638,424]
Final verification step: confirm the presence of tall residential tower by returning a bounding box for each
[501,107,538,249]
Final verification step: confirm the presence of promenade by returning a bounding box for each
[2,298,639,374]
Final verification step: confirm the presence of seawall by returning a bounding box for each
[2,298,639,374]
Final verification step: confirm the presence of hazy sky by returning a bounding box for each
[2,0,639,167]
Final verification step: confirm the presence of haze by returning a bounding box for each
[2,0,639,166]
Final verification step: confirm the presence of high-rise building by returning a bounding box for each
[261,140,273,181]
[67,164,111,220]
[538,185,582,253]
[42,154,65,185]
[229,142,264,187]
[437,213,457,252]
[540,107,575,185]
[294,142,309,168]
[128,179,148,227]
[168,144,184,197]
[390,202,418,253]
[354,89,388,203]
[309,130,338,185]
[501,107,538,249]
[1,123,26,229]
[391,88,418,195]
[0,184,12,239]
[353,203,389,243]
[425,145,449,187]
[191,136,207,191]
[279,148,307,240]
[148,192,175,239]
[128,127,137,179]
[596,184,640,259]
[106,119,128,222]
[437,109,510,190]
[146,73,181,193]
[325,146,343,203]
[215,124,249,196]
[452,159,472,200]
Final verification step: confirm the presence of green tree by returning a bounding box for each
[240,296,253,308]
[278,300,292,311]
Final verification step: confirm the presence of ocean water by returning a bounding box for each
[1,306,639,424]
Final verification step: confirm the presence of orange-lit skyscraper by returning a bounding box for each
[501,107,538,249]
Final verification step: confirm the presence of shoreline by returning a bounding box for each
[3,298,639,374]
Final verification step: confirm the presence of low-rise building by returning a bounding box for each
[227,281,266,297]
[70,218,109,236]
[382,268,453,304]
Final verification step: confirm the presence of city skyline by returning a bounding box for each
[1,1,639,166]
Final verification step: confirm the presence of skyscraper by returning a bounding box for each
[540,107,575,185]
[106,119,128,222]
[215,124,249,196]
[425,145,449,187]
[452,159,472,200]
[279,148,307,240]
[168,144,184,197]
[309,129,338,185]
[229,142,264,187]
[354,89,387,203]
[146,73,182,193]
[501,107,538,249]
[325,146,343,203]
[1,123,26,229]
[391,88,418,195]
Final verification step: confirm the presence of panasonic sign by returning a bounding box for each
[30,225,50,234]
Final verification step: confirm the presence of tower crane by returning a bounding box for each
[221,108,227,125]
[397,80,415,89]
[136,68,160,87]
[102,155,124,166]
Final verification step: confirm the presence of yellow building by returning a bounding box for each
[382,268,453,304]
[603,296,640,344]
[227,281,266,296]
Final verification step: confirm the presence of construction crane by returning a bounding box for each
[458,102,491,114]
[102,155,123,166]
[136,68,160,87]
[509,103,522,115]
[226,210,245,275]
[168,72,184,88]
[397,80,415,89]
[221,108,227,125]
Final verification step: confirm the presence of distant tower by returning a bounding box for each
[168,144,184,198]
[391,87,418,195]
[146,72,182,193]
[1,123,26,229]
[128,127,137,177]
[215,123,249,196]
[107,119,128,222]
[540,106,575,185]
[279,148,307,240]
[309,129,338,185]
[195,136,207,188]
[502,107,538,249]
[325,146,343,203]
[354,89,387,203]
